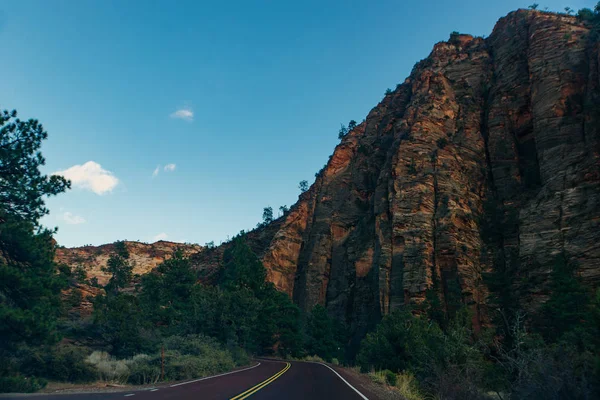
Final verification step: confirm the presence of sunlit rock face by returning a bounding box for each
[56,240,202,286]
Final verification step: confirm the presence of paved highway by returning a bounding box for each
[17,359,372,400]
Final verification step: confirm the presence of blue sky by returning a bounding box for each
[0,0,590,247]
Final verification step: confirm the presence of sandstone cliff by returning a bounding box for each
[199,10,600,345]
[56,240,202,286]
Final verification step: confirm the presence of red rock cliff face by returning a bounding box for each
[236,10,600,342]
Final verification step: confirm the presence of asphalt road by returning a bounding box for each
[17,359,371,400]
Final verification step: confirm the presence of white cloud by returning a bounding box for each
[169,107,193,121]
[54,161,119,195]
[152,165,160,178]
[61,212,86,225]
[164,163,176,172]
[152,232,168,242]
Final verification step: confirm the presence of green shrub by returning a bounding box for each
[303,355,325,363]
[0,376,47,393]
[368,370,386,385]
[357,310,445,373]
[164,335,236,374]
[163,334,222,356]
[164,354,201,380]
[331,358,340,366]
[127,354,160,385]
[87,336,240,385]
[163,352,234,381]
[228,346,250,366]
[369,370,398,386]
[357,309,490,398]
[383,369,397,386]
[87,351,130,383]
[40,345,97,383]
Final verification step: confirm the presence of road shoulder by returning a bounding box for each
[1,362,260,397]
[301,361,403,400]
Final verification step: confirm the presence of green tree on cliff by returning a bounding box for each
[298,180,309,193]
[338,123,348,139]
[262,206,273,225]
[102,241,133,296]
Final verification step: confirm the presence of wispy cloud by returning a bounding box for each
[164,163,176,172]
[53,161,119,195]
[169,107,193,121]
[151,232,168,242]
[152,165,160,178]
[61,211,86,225]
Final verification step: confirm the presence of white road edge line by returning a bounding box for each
[149,389,159,392]
[169,362,261,387]
[306,362,369,400]
[124,394,135,397]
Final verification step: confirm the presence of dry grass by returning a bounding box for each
[395,372,425,400]
[368,370,425,400]
[289,355,327,363]
[86,352,159,384]
[87,352,132,383]
[368,370,387,385]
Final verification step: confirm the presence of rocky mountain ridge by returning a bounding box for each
[56,240,202,286]
[214,9,600,343]
[57,10,600,347]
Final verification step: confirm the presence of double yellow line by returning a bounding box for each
[229,362,291,400]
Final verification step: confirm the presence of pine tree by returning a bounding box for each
[102,241,133,296]
[0,110,70,222]
[0,109,70,380]
[262,207,273,225]
[298,180,309,193]
[220,237,267,294]
[305,305,339,361]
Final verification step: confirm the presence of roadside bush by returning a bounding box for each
[87,335,241,384]
[302,355,325,363]
[0,376,47,393]
[395,372,424,400]
[368,369,398,386]
[368,370,386,385]
[383,369,397,386]
[357,310,445,373]
[163,334,222,357]
[41,345,97,383]
[164,335,236,375]
[493,335,598,399]
[163,351,234,381]
[357,309,490,399]
[227,345,250,366]
[127,354,160,385]
[87,351,130,383]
